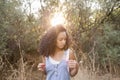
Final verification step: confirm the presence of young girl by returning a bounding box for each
[38,25,79,80]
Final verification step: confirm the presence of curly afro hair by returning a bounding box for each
[39,25,71,57]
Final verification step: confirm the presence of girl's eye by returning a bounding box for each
[59,39,63,41]
[59,38,66,41]
[64,38,66,40]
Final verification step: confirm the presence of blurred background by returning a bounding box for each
[0,0,120,80]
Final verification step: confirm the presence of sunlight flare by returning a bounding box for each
[51,12,65,26]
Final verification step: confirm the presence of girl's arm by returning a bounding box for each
[68,49,79,77]
[38,56,46,74]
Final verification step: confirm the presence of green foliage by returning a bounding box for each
[0,26,8,54]
[96,23,120,65]
[96,7,120,68]
[63,0,120,73]
[0,0,43,55]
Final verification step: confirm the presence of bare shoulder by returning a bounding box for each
[69,49,76,60]
[41,56,46,63]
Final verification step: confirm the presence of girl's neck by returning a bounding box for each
[50,48,64,57]
[50,48,64,61]
[55,47,63,53]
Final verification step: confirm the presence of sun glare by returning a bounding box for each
[51,12,65,26]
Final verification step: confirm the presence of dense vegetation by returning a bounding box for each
[0,0,120,80]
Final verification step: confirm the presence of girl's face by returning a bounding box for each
[56,31,67,49]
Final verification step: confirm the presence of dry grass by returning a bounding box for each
[71,68,120,80]
[0,55,120,80]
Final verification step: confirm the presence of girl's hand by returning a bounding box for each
[37,63,46,71]
[67,60,77,69]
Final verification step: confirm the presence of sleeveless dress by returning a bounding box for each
[45,49,70,80]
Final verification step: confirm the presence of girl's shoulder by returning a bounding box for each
[68,49,77,60]
[65,48,73,53]
[64,48,76,60]
[66,48,74,55]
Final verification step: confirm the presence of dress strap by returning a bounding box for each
[63,49,70,61]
